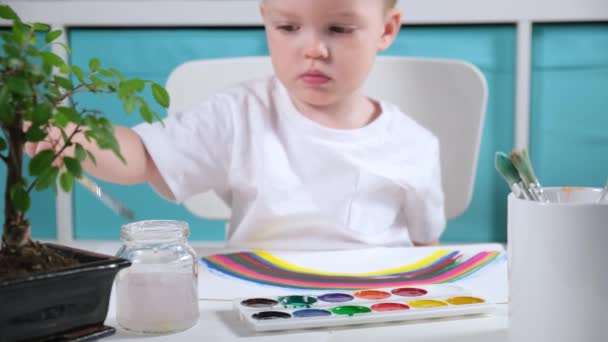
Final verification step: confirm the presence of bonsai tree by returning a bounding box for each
[0,5,168,278]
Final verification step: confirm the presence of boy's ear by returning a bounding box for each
[378,8,402,51]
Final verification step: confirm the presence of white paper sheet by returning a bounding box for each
[198,244,508,303]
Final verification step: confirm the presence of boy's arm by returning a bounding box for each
[25,123,176,201]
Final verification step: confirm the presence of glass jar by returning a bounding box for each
[114,220,199,334]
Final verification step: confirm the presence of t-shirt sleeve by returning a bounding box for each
[403,141,446,244]
[132,94,234,203]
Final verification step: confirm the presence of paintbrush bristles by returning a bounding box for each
[495,152,521,185]
[509,150,536,185]
[495,152,532,200]
[509,149,546,202]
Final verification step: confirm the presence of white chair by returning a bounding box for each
[165,56,487,231]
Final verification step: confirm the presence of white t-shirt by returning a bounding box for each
[133,76,445,249]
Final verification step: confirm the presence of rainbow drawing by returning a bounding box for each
[201,249,501,290]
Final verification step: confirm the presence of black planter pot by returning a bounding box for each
[0,243,131,342]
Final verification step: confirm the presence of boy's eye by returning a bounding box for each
[329,26,354,34]
[277,25,299,33]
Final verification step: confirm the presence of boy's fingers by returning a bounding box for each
[24,142,37,157]
[22,121,32,132]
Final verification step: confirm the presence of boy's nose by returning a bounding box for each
[304,39,329,60]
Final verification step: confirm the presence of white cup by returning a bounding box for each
[508,187,608,342]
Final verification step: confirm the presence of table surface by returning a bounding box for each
[71,241,509,342]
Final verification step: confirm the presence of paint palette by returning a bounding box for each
[234,284,495,331]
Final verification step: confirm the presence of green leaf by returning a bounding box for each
[109,68,125,82]
[56,106,81,124]
[7,77,32,96]
[29,150,56,176]
[0,137,6,151]
[54,75,74,90]
[0,5,18,20]
[35,166,60,191]
[40,51,65,67]
[32,23,51,32]
[89,129,125,162]
[59,63,71,75]
[25,45,39,56]
[59,172,74,192]
[75,144,86,162]
[12,22,27,44]
[89,58,101,72]
[53,110,69,128]
[56,42,72,55]
[3,44,20,57]
[89,75,106,89]
[45,29,63,43]
[151,83,170,108]
[83,115,98,128]
[72,65,85,82]
[139,104,154,123]
[63,156,83,178]
[10,185,30,212]
[86,150,97,165]
[120,79,145,92]
[123,96,136,114]
[25,126,47,142]
[32,105,53,125]
[98,117,113,131]
[99,69,113,78]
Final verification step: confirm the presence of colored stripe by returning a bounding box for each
[202,250,501,290]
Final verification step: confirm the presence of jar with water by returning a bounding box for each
[115,220,199,334]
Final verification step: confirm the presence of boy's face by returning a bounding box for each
[261,0,400,109]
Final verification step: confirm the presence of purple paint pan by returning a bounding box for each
[317,293,355,303]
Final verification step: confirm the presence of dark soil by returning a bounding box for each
[0,240,80,281]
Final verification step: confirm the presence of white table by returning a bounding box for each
[72,242,509,342]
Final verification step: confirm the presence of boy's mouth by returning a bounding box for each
[299,70,331,85]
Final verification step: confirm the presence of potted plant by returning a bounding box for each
[0,5,168,341]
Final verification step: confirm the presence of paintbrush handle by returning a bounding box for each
[514,182,533,200]
[527,181,546,202]
[597,180,608,204]
[77,176,134,220]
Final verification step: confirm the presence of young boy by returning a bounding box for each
[27,0,445,249]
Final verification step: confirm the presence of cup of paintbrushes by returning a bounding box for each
[508,186,608,342]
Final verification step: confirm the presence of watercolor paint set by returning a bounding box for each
[234,284,495,332]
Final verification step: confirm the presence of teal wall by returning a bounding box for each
[21,23,602,242]
[530,24,608,188]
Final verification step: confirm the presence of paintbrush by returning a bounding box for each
[495,151,533,200]
[510,149,546,202]
[597,178,608,204]
[77,175,135,221]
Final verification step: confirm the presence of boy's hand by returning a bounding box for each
[23,122,75,167]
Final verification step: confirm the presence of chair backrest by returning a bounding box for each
[166,56,487,221]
